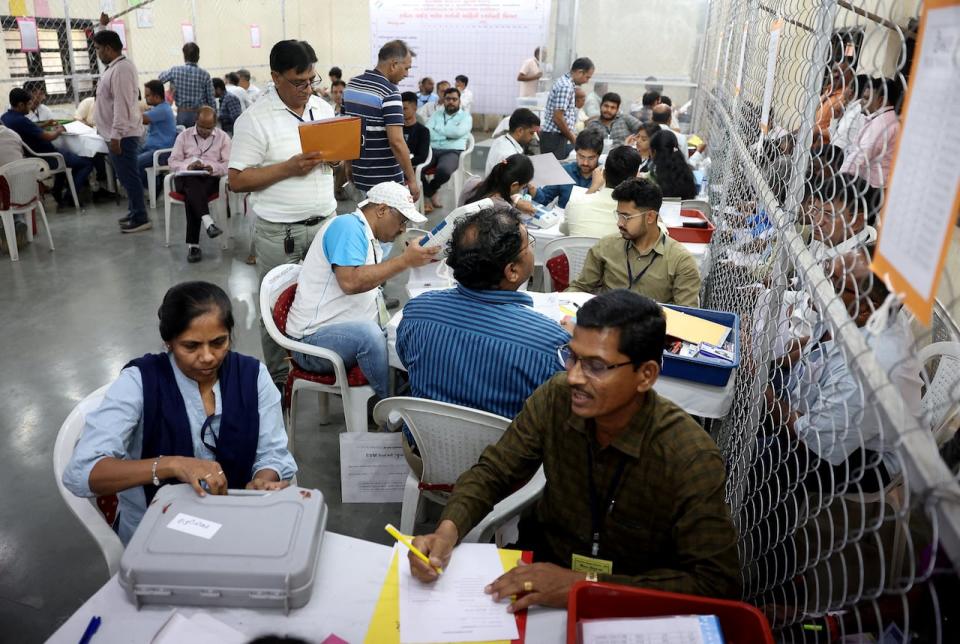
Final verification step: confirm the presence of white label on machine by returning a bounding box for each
[166,513,223,539]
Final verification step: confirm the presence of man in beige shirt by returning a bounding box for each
[567,178,700,306]
[516,47,544,97]
[562,144,642,238]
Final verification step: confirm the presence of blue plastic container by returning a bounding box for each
[660,304,740,387]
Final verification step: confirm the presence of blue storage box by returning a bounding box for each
[660,304,740,387]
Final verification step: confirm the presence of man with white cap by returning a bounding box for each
[285,182,438,399]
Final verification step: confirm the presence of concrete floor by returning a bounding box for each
[0,171,467,641]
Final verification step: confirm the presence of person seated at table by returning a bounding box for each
[839,77,902,189]
[137,80,178,196]
[648,129,697,200]
[224,71,251,110]
[652,105,688,161]
[562,144,642,238]
[0,123,27,253]
[634,89,660,123]
[396,205,571,469]
[401,91,430,167]
[461,153,536,215]
[806,173,878,262]
[485,108,540,175]
[625,122,660,174]
[408,289,741,605]
[25,81,56,125]
[532,128,603,209]
[567,178,700,306]
[62,281,298,545]
[285,182,437,401]
[586,92,642,146]
[815,63,854,146]
[422,86,473,213]
[417,76,437,107]
[167,106,231,263]
[765,248,920,495]
[2,87,94,209]
[417,80,449,124]
[213,77,243,136]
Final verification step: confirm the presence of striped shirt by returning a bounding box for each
[396,286,570,419]
[343,68,404,191]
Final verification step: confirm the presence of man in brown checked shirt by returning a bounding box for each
[409,290,741,611]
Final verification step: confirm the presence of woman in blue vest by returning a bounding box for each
[63,281,297,544]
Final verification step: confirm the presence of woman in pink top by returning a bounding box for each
[167,106,232,263]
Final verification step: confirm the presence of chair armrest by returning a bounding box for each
[461,466,545,544]
[262,322,352,386]
[152,147,173,167]
[218,174,229,200]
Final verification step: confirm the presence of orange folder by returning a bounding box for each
[297,116,362,161]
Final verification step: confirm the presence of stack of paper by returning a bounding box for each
[663,307,731,346]
[659,199,683,228]
[579,615,725,644]
[63,120,95,135]
[152,610,247,644]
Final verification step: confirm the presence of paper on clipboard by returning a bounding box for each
[871,1,960,325]
[530,153,575,186]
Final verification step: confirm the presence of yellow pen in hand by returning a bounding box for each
[385,523,443,575]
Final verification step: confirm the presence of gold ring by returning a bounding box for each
[217,470,224,475]
[203,473,212,479]
[522,581,534,592]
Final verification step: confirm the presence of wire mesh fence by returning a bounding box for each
[695,0,960,640]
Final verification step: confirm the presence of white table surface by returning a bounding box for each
[54,132,108,158]
[49,531,567,644]
[387,291,735,419]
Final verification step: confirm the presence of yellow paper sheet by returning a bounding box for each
[364,548,524,644]
[662,307,730,346]
[9,0,27,16]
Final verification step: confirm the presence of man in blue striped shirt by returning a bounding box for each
[397,205,571,426]
[344,40,420,202]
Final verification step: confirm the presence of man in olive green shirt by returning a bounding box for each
[567,178,701,306]
[409,290,740,611]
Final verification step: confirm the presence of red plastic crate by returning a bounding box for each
[567,582,774,644]
[667,209,715,244]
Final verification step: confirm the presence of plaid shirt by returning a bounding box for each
[440,373,742,598]
[218,91,243,135]
[542,73,576,134]
[158,62,215,110]
[586,113,642,145]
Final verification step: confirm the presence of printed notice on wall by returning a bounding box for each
[250,24,261,48]
[16,17,38,52]
[872,1,960,325]
[339,431,409,503]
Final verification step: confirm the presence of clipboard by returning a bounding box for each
[297,116,362,161]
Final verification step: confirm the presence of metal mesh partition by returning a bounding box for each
[695,0,960,640]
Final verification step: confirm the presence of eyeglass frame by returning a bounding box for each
[615,208,658,223]
[557,343,634,379]
[278,73,324,93]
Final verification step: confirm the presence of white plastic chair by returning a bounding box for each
[0,158,55,261]
[372,397,511,535]
[162,173,230,249]
[413,147,433,213]
[681,199,712,221]
[145,147,173,210]
[463,466,546,546]
[259,264,376,453]
[919,341,960,445]
[20,139,81,211]
[53,384,125,577]
[541,236,599,292]
[451,133,476,207]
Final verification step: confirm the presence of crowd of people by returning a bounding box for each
[44,25,946,622]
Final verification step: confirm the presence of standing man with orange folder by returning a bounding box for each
[228,40,336,389]
[343,40,420,202]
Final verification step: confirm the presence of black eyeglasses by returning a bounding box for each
[557,344,633,379]
[280,74,323,92]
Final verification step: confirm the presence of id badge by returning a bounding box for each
[571,553,613,575]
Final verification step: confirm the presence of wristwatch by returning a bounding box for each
[151,456,162,487]
[585,571,599,583]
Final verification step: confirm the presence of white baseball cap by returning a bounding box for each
[358,182,427,224]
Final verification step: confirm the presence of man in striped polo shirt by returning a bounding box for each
[344,40,420,201]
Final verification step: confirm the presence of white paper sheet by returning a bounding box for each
[873,4,960,318]
[63,120,95,135]
[17,18,39,52]
[530,152,576,187]
[151,610,247,644]
[660,199,683,228]
[339,432,409,503]
[399,543,518,643]
[579,615,722,644]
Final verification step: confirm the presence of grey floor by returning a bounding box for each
[0,172,468,641]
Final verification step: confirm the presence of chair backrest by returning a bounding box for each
[53,384,125,576]
[492,117,510,138]
[373,397,510,487]
[918,341,960,443]
[541,236,599,292]
[0,158,49,208]
[259,263,302,346]
[457,133,476,172]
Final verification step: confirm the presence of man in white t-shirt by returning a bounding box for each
[228,39,336,387]
[563,144,642,238]
[455,75,474,113]
[285,182,438,398]
[516,47,544,97]
[485,108,540,175]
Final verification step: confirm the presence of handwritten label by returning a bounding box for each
[166,513,222,539]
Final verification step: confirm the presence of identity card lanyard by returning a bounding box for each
[285,107,316,122]
[369,226,390,328]
[193,134,216,159]
[625,233,665,288]
[586,439,629,557]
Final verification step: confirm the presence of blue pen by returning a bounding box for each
[78,615,101,644]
